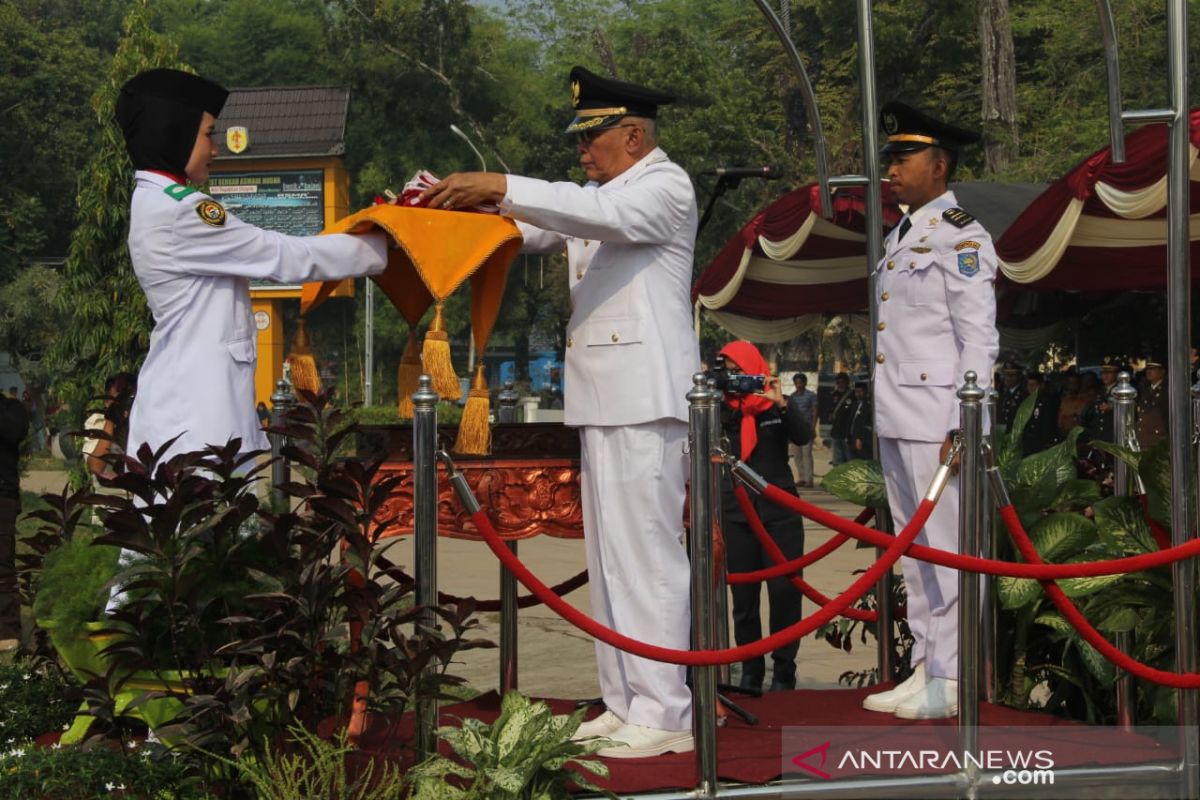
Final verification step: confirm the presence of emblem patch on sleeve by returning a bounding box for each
[958,250,980,277]
[196,199,227,227]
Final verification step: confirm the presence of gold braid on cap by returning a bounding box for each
[571,115,622,131]
[574,106,628,118]
[887,134,939,145]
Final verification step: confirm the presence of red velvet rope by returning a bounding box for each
[726,507,874,584]
[998,504,1200,688]
[465,496,935,666]
[761,485,1200,579]
[732,485,877,622]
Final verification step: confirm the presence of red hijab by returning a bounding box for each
[717,341,775,460]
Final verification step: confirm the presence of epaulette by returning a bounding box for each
[942,207,975,228]
[163,184,197,201]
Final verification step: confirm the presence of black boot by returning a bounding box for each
[738,669,763,694]
[769,674,797,692]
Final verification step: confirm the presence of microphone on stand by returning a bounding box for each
[704,164,784,180]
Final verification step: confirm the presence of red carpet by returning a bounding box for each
[341,686,1176,795]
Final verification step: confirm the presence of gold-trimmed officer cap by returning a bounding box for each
[879,101,980,156]
[1145,353,1166,369]
[565,66,676,134]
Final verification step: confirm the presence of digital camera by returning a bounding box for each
[706,357,768,396]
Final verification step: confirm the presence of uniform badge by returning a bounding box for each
[910,246,932,253]
[226,126,249,154]
[958,250,980,277]
[196,199,227,227]
[882,111,899,134]
[571,79,581,108]
[954,240,981,251]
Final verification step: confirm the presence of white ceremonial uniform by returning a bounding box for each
[126,170,387,462]
[501,147,699,730]
[873,189,998,681]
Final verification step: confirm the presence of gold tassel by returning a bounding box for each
[397,331,421,418]
[421,302,461,401]
[286,317,322,395]
[454,362,491,455]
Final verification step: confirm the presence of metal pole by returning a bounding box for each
[1112,371,1138,730]
[500,539,518,694]
[269,377,295,510]
[981,388,999,703]
[1164,2,1197,795]
[957,372,984,755]
[1095,0,1126,163]
[749,0,833,217]
[687,373,719,797]
[708,384,731,687]
[364,280,374,406]
[412,374,440,759]
[854,0,894,686]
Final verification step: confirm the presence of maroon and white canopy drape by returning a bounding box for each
[996,109,1200,290]
[692,183,902,341]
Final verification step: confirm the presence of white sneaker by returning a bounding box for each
[595,723,695,759]
[862,662,927,713]
[894,676,958,719]
[572,709,624,740]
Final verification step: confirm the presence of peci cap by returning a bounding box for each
[565,66,675,134]
[879,101,981,156]
[116,68,229,176]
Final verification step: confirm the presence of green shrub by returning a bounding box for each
[31,531,120,643]
[0,740,200,800]
[0,658,79,742]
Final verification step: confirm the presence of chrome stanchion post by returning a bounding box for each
[981,387,998,704]
[687,373,719,797]
[269,377,295,510]
[957,372,984,753]
[1112,371,1139,730]
[412,375,439,759]
[497,380,519,424]
[707,381,731,687]
[495,380,520,692]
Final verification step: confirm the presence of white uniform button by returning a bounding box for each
[567,337,574,348]
[881,291,890,301]
[887,261,895,270]
[611,333,619,342]
[878,322,886,331]
[920,372,928,381]
[909,261,916,269]
[576,270,583,279]
[876,353,886,364]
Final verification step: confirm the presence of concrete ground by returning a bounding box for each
[22,441,887,700]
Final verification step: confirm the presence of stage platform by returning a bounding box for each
[339,686,1179,797]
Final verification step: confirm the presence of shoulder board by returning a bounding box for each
[942,207,975,228]
[163,184,197,201]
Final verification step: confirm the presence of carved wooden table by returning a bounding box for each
[362,423,583,541]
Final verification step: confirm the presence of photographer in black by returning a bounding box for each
[715,341,811,692]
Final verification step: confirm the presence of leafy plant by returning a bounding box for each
[0,738,198,800]
[61,389,495,793]
[991,396,1175,723]
[30,530,120,645]
[0,657,79,743]
[405,691,616,800]
[820,459,888,509]
[203,723,405,800]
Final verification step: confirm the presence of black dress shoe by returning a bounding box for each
[738,673,763,693]
[769,676,796,692]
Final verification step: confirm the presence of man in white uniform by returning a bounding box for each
[115,70,387,462]
[861,102,998,719]
[422,66,698,758]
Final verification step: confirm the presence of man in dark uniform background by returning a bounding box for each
[849,381,874,460]
[1136,354,1168,449]
[997,361,1027,430]
[828,372,854,465]
[1020,371,1061,455]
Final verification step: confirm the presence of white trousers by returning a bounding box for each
[580,420,692,731]
[878,437,960,680]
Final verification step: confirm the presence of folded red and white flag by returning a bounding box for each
[374,170,499,214]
